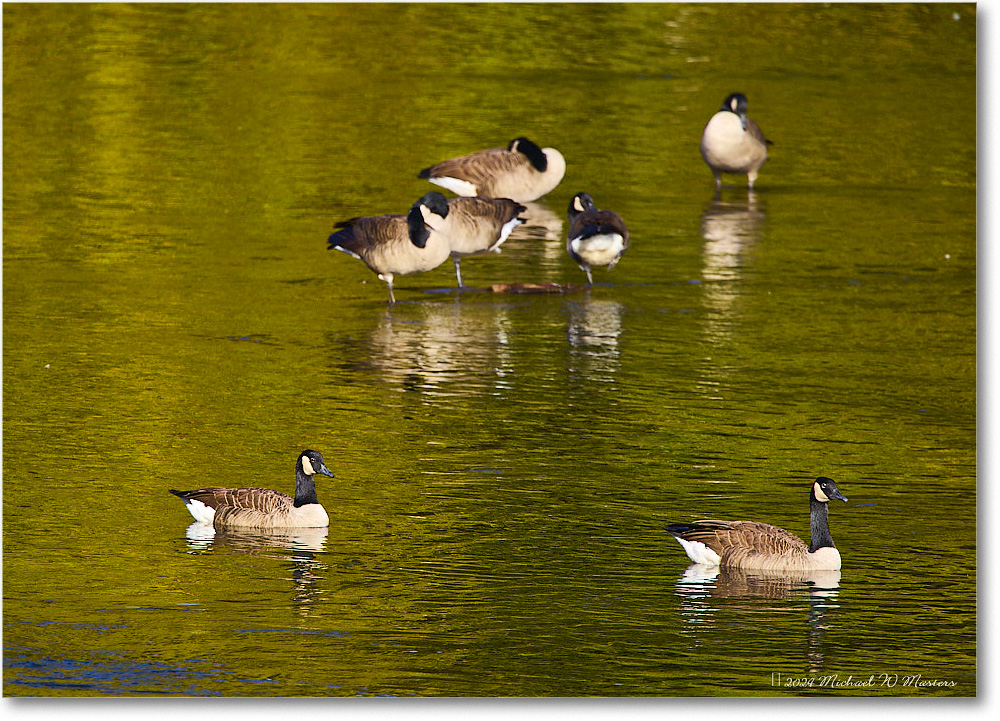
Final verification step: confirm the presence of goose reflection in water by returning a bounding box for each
[183,524,329,614]
[363,302,514,397]
[700,193,766,347]
[505,201,566,283]
[183,522,329,553]
[509,201,563,242]
[567,297,624,382]
[676,564,841,598]
[674,565,840,673]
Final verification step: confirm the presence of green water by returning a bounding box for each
[3,3,975,697]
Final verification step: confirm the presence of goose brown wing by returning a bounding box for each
[685,519,808,556]
[458,196,526,222]
[452,197,526,234]
[173,487,294,514]
[422,147,527,187]
[329,214,406,256]
[212,488,295,527]
[746,119,772,146]
[569,209,629,242]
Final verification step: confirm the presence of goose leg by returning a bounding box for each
[381,274,396,304]
[453,256,465,288]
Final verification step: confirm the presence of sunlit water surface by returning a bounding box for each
[3,3,975,697]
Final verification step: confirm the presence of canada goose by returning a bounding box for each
[426,194,527,287]
[566,192,630,285]
[665,477,849,572]
[418,137,566,203]
[170,450,336,529]
[327,193,452,304]
[700,93,772,190]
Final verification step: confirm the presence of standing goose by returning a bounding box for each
[700,92,772,190]
[418,137,566,203]
[426,193,527,287]
[327,192,452,304]
[566,192,630,286]
[665,477,849,572]
[170,450,336,529]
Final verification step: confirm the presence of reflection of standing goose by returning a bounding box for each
[419,137,566,203]
[567,298,624,381]
[566,192,630,286]
[424,193,527,288]
[700,93,772,190]
[700,194,765,282]
[170,450,336,529]
[666,478,849,571]
[510,201,564,242]
[359,300,513,396]
[327,193,452,304]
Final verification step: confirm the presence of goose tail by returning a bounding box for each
[327,224,362,259]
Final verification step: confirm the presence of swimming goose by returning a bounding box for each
[418,137,566,203]
[566,192,630,286]
[424,193,527,287]
[327,192,452,303]
[665,477,849,572]
[170,450,336,529]
[700,93,772,190]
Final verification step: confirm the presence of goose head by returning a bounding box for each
[812,477,848,504]
[722,92,750,131]
[407,192,450,248]
[508,137,548,172]
[299,449,335,479]
[567,191,597,224]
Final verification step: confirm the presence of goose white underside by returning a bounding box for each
[492,217,524,251]
[674,537,722,566]
[570,233,626,267]
[332,246,362,261]
[181,498,216,525]
[428,176,478,197]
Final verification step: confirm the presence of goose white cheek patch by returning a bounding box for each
[813,482,830,502]
[301,455,315,475]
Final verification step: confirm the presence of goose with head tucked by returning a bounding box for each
[418,137,566,203]
[566,192,630,286]
[170,450,336,529]
[700,92,772,190]
[422,193,527,287]
[666,477,849,572]
[327,192,452,304]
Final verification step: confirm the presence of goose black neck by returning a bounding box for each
[407,206,431,248]
[294,467,319,508]
[809,495,835,552]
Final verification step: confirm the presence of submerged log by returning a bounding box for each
[490,282,583,295]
